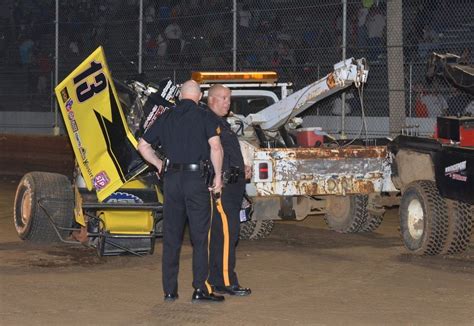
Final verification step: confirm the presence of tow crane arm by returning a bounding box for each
[243,57,369,130]
[426,52,473,95]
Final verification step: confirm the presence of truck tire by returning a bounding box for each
[14,172,74,242]
[239,220,274,240]
[324,195,368,233]
[399,180,448,255]
[360,213,384,232]
[441,200,473,255]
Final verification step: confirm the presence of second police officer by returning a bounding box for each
[204,84,252,296]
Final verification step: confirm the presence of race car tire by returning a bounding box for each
[324,195,368,233]
[399,180,448,255]
[14,172,74,242]
[441,199,473,255]
[239,220,274,240]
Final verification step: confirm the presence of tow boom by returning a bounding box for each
[244,58,368,130]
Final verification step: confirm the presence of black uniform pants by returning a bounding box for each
[162,171,213,294]
[209,179,245,287]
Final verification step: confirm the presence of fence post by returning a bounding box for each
[53,0,59,136]
[138,0,143,74]
[387,0,406,136]
[409,63,412,117]
[233,0,237,71]
[340,0,347,138]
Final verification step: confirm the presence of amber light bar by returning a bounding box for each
[192,71,278,83]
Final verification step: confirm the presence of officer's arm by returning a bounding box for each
[137,138,163,173]
[208,135,223,191]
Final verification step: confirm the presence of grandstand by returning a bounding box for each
[0,0,472,134]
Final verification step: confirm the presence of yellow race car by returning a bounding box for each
[13,47,178,256]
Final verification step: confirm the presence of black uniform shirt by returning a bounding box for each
[202,105,244,171]
[142,99,220,164]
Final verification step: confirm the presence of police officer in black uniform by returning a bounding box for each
[205,84,251,296]
[138,80,225,303]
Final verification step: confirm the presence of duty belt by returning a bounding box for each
[168,163,200,172]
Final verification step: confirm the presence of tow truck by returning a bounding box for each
[194,60,397,239]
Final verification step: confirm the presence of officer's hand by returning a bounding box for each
[209,174,223,195]
[156,160,163,174]
[244,165,252,180]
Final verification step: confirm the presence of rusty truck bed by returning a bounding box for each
[253,145,390,196]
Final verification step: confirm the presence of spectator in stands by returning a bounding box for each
[145,2,156,34]
[164,19,182,63]
[421,88,448,117]
[0,19,8,61]
[413,83,429,117]
[19,36,34,67]
[417,24,439,59]
[447,87,472,116]
[36,50,51,95]
[332,93,354,116]
[156,32,167,59]
[69,40,79,56]
[158,4,171,30]
[92,16,108,46]
[238,3,252,46]
[145,33,157,57]
[357,4,369,49]
[465,101,474,115]
[11,2,23,38]
[366,7,386,62]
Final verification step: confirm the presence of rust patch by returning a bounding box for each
[327,73,336,88]
[300,182,318,194]
[353,180,375,193]
[291,146,387,159]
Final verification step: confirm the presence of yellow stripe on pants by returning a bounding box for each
[215,198,231,286]
[204,193,214,294]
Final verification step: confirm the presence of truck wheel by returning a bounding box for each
[441,200,473,255]
[399,180,448,255]
[324,195,368,233]
[360,213,384,232]
[239,220,274,240]
[14,172,74,242]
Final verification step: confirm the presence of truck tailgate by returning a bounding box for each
[252,146,390,196]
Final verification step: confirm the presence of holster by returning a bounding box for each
[223,166,241,184]
[200,160,215,187]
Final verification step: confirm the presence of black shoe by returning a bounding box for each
[191,289,225,302]
[214,285,251,296]
[164,293,178,302]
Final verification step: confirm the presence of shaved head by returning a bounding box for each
[180,80,202,103]
[208,84,230,98]
[208,84,231,117]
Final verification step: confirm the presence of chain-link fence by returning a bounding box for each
[1,0,473,136]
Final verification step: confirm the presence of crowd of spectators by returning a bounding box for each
[0,0,471,115]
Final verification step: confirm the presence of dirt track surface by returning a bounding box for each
[1,176,473,326]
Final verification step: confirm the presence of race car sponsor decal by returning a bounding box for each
[143,104,168,131]
[93,171,110,190]
[104,191,143,204]
[445,161,467,182]
[65,98,73,111]
[60,87,70,103]
[68,110,79,132]
[160,79,179,102]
